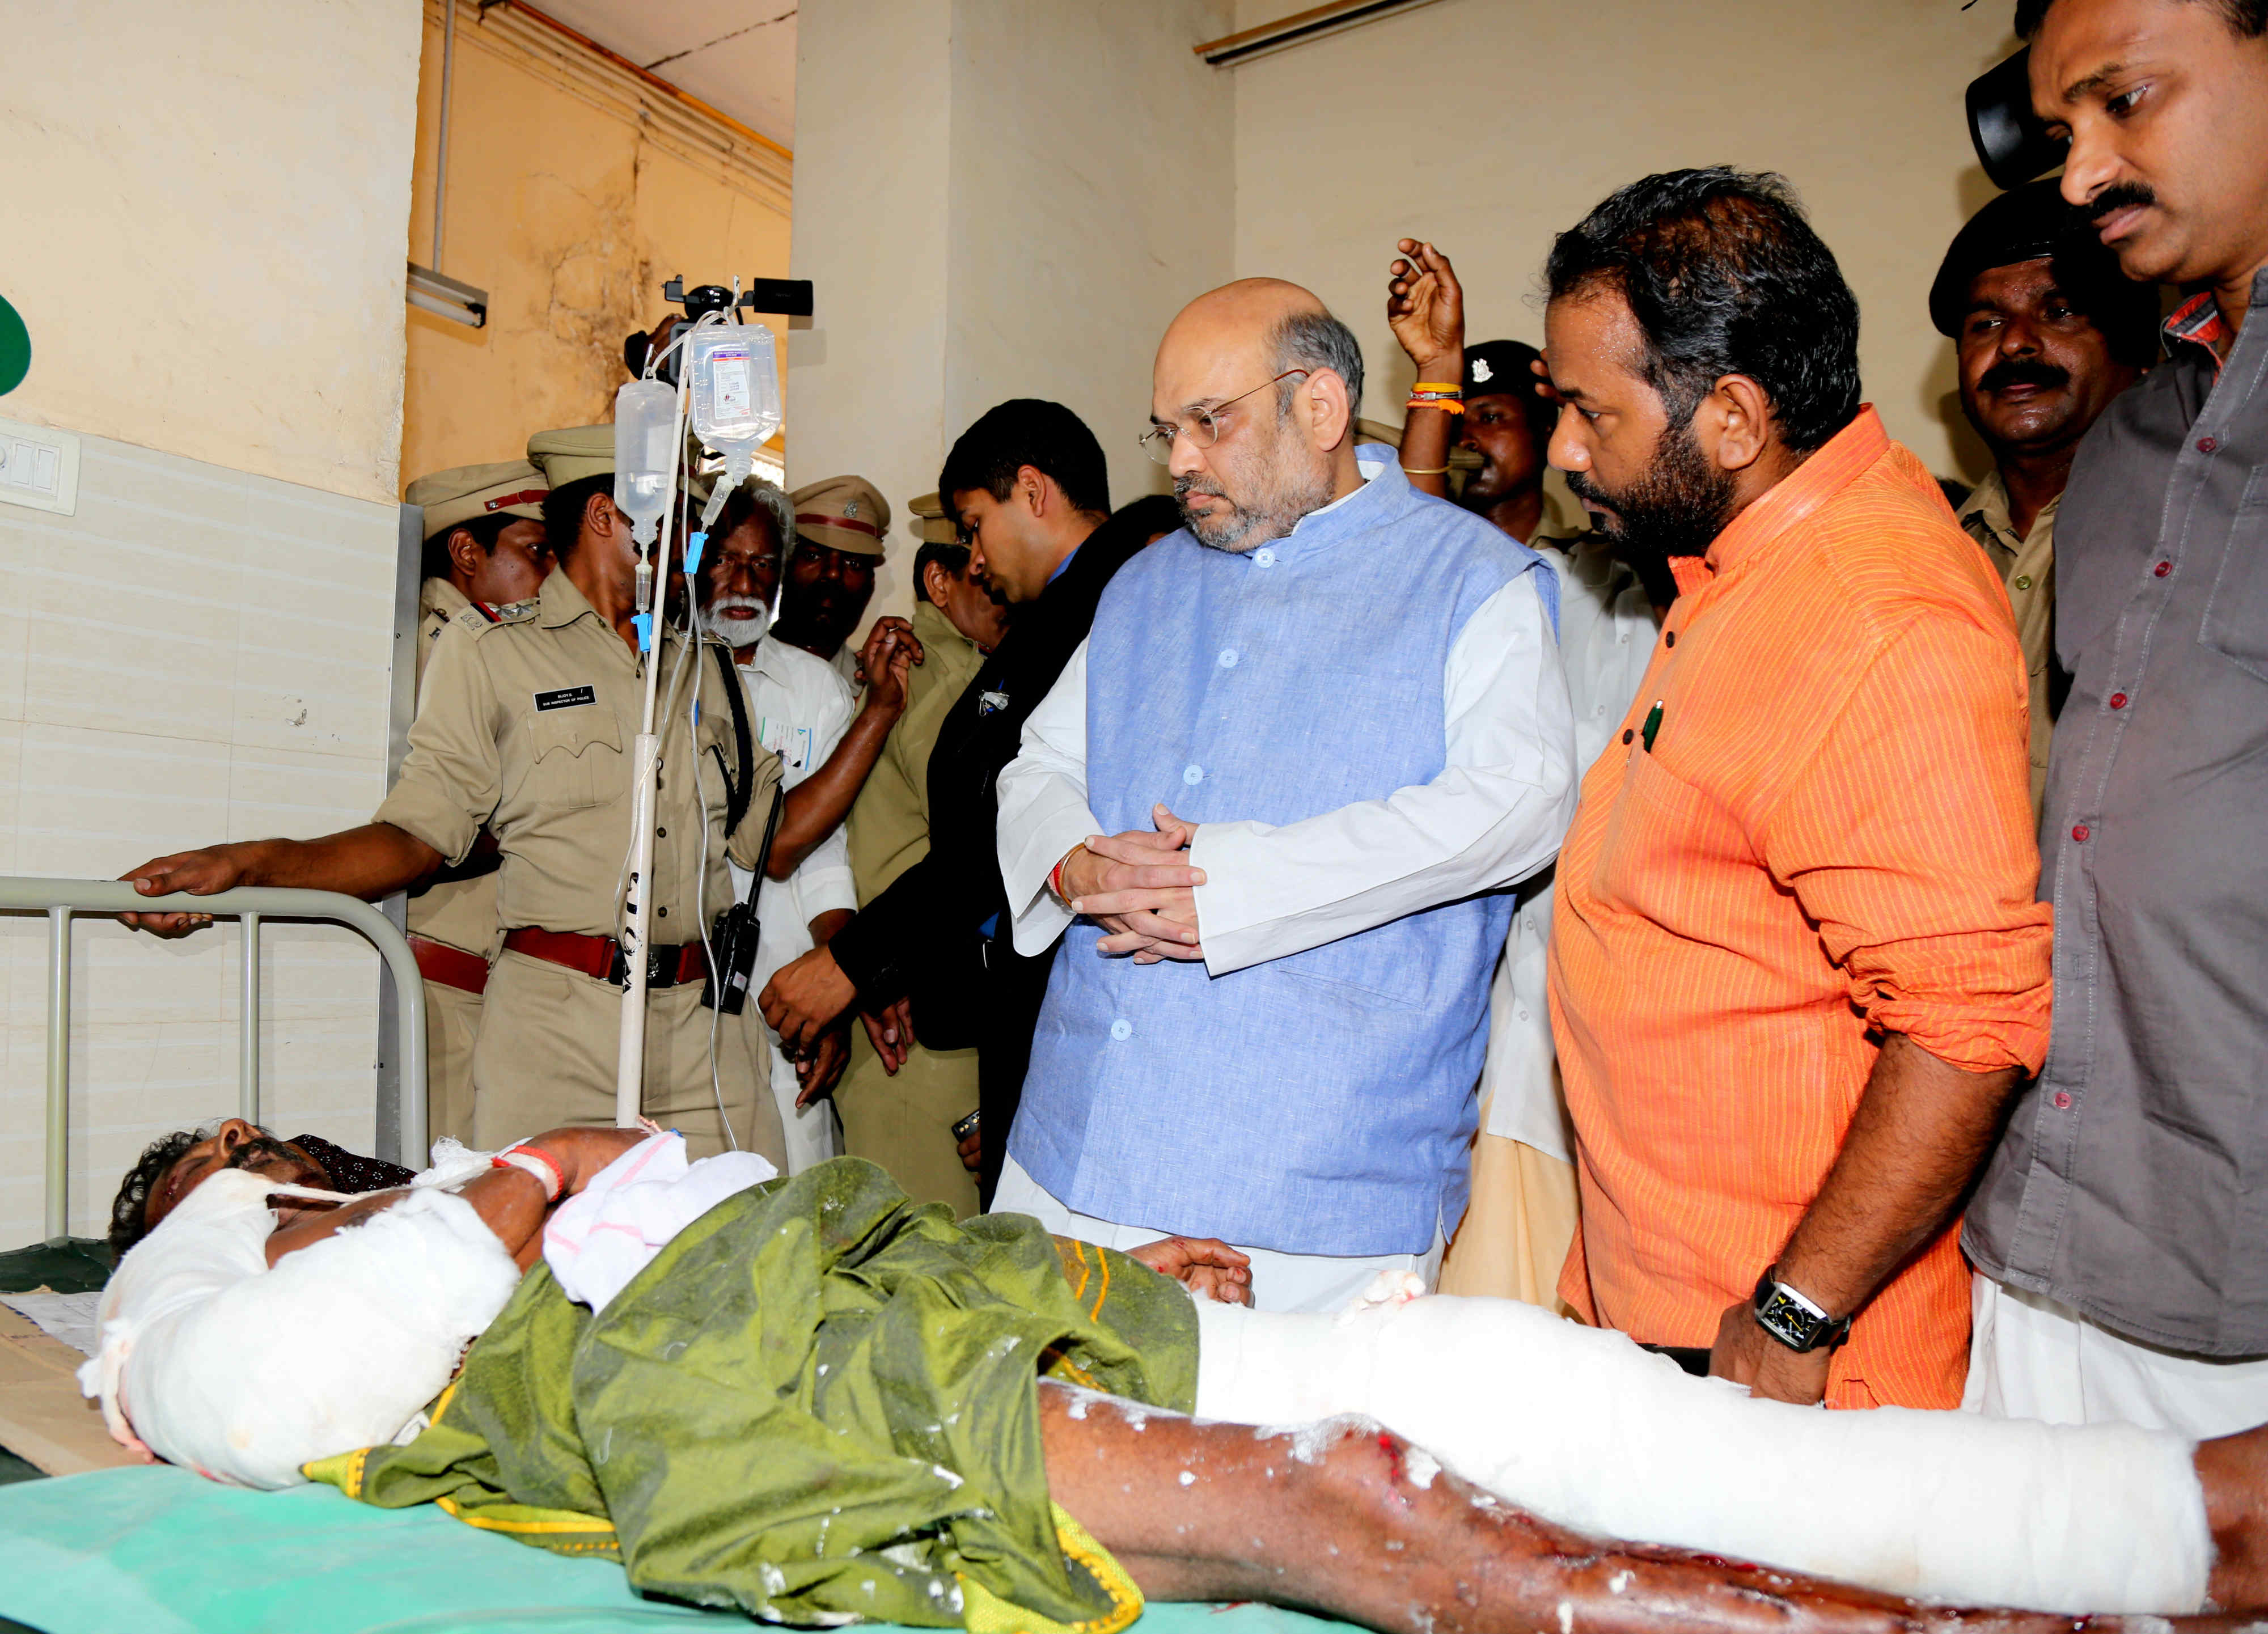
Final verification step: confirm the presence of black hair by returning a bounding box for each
[109,1129,199,1259]
[1546,167,1863,454]
[419,511,514,584]
[2017,0,2264,35]
[938,399,1110,519]
[1113,493,1186,545]
[912,540,973,604]
[541,473,613,565]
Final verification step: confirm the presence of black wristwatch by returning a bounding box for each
[1750,1267,1853,1354]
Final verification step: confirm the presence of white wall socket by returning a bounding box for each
[0,415,81,517]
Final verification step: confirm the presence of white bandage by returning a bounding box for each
[80,1168,521,1489]
[1192,1294,2211,1615]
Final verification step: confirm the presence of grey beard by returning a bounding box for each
[1180,468,1335,554]
[707,595,770,647]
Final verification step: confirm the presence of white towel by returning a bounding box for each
[541,1133,776,1316]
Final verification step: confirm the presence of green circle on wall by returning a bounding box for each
[0,295,28,397]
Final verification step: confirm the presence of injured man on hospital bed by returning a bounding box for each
[84,1122,2268,1634]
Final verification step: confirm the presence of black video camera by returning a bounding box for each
[1967,46,2071,191]
[623,275,816,388]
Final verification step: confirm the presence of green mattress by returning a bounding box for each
[0,1466,1348,1634]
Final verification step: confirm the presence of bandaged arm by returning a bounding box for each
[266,1127,648,1269]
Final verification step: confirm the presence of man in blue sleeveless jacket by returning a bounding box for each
[993,278,1579,1311]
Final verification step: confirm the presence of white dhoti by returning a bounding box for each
[1190,1291,2211,1616]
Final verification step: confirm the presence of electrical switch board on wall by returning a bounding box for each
[0,415,79,516]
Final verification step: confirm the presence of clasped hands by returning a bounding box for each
[1060,803,1207,964]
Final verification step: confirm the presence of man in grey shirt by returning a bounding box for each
[1964,0,2268,1435]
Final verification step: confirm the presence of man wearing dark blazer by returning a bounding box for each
[761,399,1170,1200]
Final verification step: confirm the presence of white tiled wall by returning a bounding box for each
[0,433,399,1243]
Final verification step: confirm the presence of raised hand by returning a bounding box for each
[857,616,924,714]
[1386,238,1467,376]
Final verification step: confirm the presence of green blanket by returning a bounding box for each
[314,1159,1199,1632]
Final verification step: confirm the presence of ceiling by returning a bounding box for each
[530,0,798,149]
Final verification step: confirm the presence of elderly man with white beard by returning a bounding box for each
[697,476,921,1169]
[992,278,1579,1312]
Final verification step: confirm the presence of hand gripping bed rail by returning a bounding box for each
[0,877,427,1244]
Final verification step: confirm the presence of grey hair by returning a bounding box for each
[744,477,797,557]
[1269,310,1365,417]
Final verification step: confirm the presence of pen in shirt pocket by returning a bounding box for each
[1640,699,1664,753]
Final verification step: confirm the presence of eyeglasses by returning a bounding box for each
[1139,369,1309,466]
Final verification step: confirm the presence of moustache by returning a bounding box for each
[1563,471,1610,510]
[1978,358,2071,395]
[1174,475,1228,501]
[2088,180,2157,226]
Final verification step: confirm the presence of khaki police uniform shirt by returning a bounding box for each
[847,603,989,903]
[406,577,506,959]
[378,570,782,941]
[1957,470,2058,816]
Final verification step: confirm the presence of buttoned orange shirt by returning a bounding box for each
[1548,408,2052,1409]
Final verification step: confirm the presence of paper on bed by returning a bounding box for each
[0,1293,101,1359]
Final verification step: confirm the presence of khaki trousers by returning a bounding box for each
[468,949,784,1163]
[833,1027,980,1217]
[1436,1129,1581,1316]
[421,979,485,1151]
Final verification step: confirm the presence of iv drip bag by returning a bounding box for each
[613,379,678,545]
[688,324,782,475]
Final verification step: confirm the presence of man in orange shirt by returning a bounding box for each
[1542,168,2053,1410]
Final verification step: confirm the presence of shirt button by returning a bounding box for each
[1253,548,1277,568]
[1622,729,1635,745]
[658,907,668,918]
[2072,823,2091,842]
[2013,574,2033,591]
[1217,648,1239,669]
[2053,1090,2073,1111]
[1183,764,1204,785]
[2154,561,2173,578]
[1110,1018,1132,1042]
[657,827,667,839]
[1665,630,1677,647]
[2109,692,2128,709]
[2198,435,2219,454]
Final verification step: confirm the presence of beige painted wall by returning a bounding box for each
[400,2,794,488]
[943,1,1236,507]
[1232,0,2013,482]
[790,0,1233,634]
[2,1,420,506]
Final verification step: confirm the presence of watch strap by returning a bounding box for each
[1750,1266,1854,1354]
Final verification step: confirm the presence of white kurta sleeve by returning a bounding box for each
[790,672,860,918]
[996,641,1101,956]
[1188,573,1578,977]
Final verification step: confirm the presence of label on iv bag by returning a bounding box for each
[710,347,753,419]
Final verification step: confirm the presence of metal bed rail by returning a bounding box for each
[0,877,426,1244]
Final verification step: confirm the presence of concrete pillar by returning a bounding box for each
[788,0,1233,625]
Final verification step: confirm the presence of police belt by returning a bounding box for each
[409,934,492,996]
[502,927,710,990]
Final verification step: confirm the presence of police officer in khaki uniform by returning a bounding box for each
[771,477,891,688]
[833,493,1008,1212]
[399,460,552,1144]
[120,427,786,1163]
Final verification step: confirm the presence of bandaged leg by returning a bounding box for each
[1192,1293,2210,1614]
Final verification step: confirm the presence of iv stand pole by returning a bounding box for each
[613,372,692,1127]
